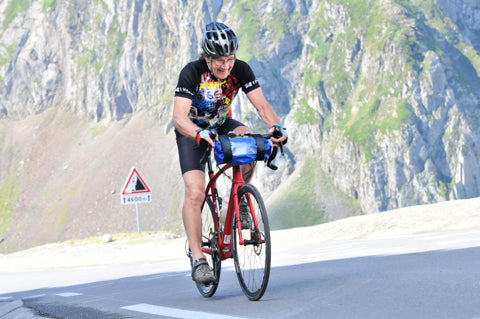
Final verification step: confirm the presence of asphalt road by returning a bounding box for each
[1,230,480,318]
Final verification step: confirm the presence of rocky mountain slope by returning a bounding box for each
[0,0,479,252]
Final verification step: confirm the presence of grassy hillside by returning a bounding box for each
[0,110,184,253]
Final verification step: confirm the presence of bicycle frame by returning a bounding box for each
[202,157,260,260]
[193,130,282,300]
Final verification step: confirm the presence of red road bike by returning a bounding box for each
[187,129,283,301]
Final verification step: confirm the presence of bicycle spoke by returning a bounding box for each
[232,184,271,301]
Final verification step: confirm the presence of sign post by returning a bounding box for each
[121,167,151,232]
[135,203,141,233]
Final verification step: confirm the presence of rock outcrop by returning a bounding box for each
[0,0,479,251]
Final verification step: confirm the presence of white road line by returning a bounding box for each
[121,303,250,319]
[56,292,83,297]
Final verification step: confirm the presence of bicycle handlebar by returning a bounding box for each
[199,128,285,171]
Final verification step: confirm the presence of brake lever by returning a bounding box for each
[199,146,211,164]
[266,146,278,171]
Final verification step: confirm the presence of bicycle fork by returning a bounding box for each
[230,167,264,247]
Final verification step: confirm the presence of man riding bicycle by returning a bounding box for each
[173,22,287,285]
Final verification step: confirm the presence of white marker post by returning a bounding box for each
[120,167,152,232]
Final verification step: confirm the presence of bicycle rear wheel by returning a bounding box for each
[192,197,221,297]
[232,184,271,301]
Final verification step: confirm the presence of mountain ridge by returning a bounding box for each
[1,0,479,252]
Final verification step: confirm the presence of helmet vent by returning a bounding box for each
[202,22,238,57]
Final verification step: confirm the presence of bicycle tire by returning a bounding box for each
[232,184,271,301]
[193,197,222,297]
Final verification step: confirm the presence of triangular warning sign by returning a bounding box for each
[121,167,151,195]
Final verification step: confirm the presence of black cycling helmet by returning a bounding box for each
[202,22,238,57]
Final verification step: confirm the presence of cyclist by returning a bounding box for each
[173,22,287,285]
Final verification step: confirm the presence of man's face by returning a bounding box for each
[206,55,235,80]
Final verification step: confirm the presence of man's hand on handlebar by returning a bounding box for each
[196,128,217,148]
[269,124,288,147]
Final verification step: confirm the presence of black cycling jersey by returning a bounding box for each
[175,59,260,129]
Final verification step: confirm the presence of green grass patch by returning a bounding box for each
[298,0,420,146]
[0,44,11,66]
[378,98,411,131]
[294,98,319,125]
[230,1,260,61]
[269,160,324,230]
[340,93,411,161]
[42,0,56,13]
[2,0,30,29]
[456,44,480,79]
[227,0,302,61]
[77,52,91,67]
[89,124,107,139]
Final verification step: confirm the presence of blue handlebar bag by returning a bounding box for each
[214,135,272,166]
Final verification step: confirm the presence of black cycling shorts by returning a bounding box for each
[175,118,246,175]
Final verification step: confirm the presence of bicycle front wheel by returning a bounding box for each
[232,184,271,301]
